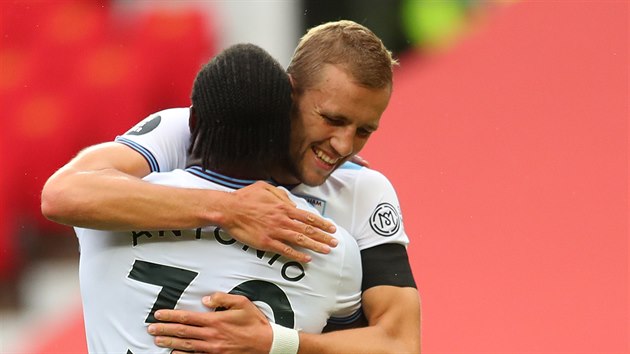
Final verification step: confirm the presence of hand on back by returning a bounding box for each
[221,181,338,263]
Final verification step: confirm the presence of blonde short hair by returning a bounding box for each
[287,20,398,92]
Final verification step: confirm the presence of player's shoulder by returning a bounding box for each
[152,107,190,118]
[135,107,190,124]
[121,107,189,136]
[142,107,190,127]
[330,162,393,188]
[334,161,365,175]
[143,169,191,186]
[285,190,356,246]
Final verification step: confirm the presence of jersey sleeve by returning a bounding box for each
[114,108,191,172]
[327,226,363,325]
[351,168,410,250]
[286,190,363,326]
[360,243,416,290]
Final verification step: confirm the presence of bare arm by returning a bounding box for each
[42,142,213,230]
[299,286,421,354]
[148,286,421,354]
[41,142,337,262]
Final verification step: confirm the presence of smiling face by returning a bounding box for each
[281,64,391,186]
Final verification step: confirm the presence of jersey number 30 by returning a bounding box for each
[128,259,295,327]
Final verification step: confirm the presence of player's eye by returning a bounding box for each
[321,114,343,126]
[356,128,373,138]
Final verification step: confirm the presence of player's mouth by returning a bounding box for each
[312,147,340,168]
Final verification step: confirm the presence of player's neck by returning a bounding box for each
[223,169,268,180]
[187,158,269,181]
[270,165,300,185]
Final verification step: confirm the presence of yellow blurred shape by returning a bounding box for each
[402,0,468,52]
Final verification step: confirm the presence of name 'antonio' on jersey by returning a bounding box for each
[115,107,410,251]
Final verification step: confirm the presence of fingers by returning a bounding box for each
[289,221,335,253]
[263,231,334,263]
[350,154,370,167]
[289,210,337,246]
[298,217,338,247]
[261,215,339,262]
[148,321,211,340]
[264,184,297,206]
[202,292,251,311]
[153,334,211,353]
[153,309,211,327]
[301,210,337,235]
[225,181,339,263]
[265,239,312,263]
[257,183,337,236]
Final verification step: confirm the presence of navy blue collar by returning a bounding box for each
[185,166,276,189]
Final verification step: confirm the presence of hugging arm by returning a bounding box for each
[148,244,421,354]
[299,286,420,354]
[41,142,337,262]
[300,243,420,353]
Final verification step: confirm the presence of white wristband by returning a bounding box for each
[269,322,299,354]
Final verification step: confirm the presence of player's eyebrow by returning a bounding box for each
[315,106,379,132]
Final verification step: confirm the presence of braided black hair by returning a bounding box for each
[189,43,292,176]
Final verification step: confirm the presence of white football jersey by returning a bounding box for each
[77,167,362,354]
[290,163,408,250]
[115,108,410,251]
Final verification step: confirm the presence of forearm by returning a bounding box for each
[300,327,398,354]
[42,166,228,231]
[42,142,336,260]
[41,142,229,230]
[298,287,421,354]
[147,287,420,354]
[299,321,419,354]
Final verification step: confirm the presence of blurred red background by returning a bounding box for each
[364,2,628,352]
[0,0,215,285]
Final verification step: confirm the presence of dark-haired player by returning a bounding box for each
[76,44,362,354]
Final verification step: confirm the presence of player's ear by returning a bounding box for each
[288,74,295,88]
[188,105,197,132]
[288,74,299,98]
